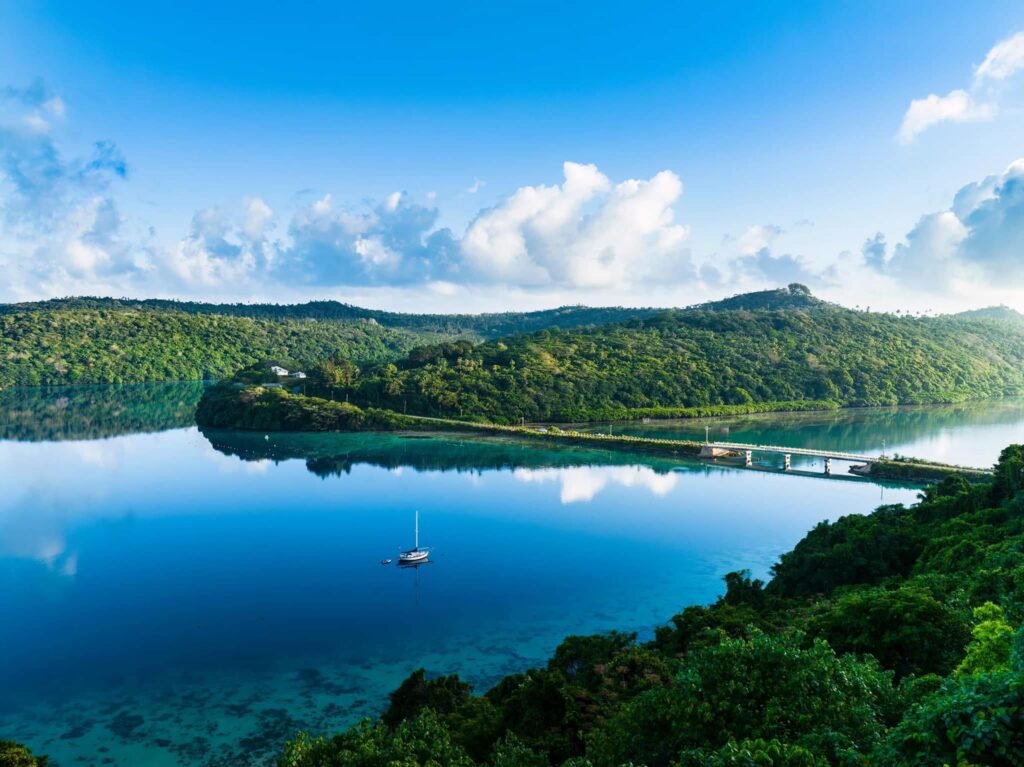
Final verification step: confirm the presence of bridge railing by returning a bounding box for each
[707,441,878,463]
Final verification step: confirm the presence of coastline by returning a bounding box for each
[195,384,995,482]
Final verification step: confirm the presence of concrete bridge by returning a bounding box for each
[700,442,879,474]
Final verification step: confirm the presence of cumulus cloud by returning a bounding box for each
[720,223,829,288]
[878,159,1024,286]
[0,83,139,297]
[276,192,460,286]
[974,31,1024,83]
[899,31,1024,142]
[898,89,996,144]
[461,161,692,288]
[2,89,703,299]
[861,232,887,270]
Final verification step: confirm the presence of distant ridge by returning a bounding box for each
[695,283,829,312]
[0,296,660,338]
[5,285,1024,392]
[954,305,1024,325]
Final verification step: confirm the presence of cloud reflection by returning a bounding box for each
[513,465,678,504]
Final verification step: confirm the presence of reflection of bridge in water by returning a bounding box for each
[701,442,881,474]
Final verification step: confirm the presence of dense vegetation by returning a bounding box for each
[272,445,1024,766]
[195,382,423,432]
[0,309,432,386]
[305,289,1024,422]
[0,296,658,339]
[7,288,1024,410]
[0,740,48,767]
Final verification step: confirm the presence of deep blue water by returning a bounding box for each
[1,389,1022,766]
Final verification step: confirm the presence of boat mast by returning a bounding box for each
[415,510,419,550]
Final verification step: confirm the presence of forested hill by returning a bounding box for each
[5,286,1024,394]
[334,301,1024,421]
[0,310,432,387]
[0,296,660,338]
[955,305,1024,326]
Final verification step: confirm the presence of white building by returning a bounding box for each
[270,365,289,376]
[291,371,307,379]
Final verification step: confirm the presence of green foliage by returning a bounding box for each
[12,290,1023,420]
[0,296,658,339]
[809,582,970,678]
[383,669,473,728]
[676,738,828,767]
[0,309,430,387]
[588,632,896,767]
[874,671,1024,766]
[955,602,1015,676]
[278,711,474,767]
[488,735,548,767]
[337,303,1024,422]
[0,742,48,767]
[194,384,419,432]
[769,505,923,598]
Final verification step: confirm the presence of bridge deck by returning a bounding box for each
[707,441,878,463]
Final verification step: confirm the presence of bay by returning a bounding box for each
[1,386,1022,766]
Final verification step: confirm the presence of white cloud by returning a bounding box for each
[714,222,829,290]
[875,158,1024,287]
[898,89,996,144]
[899,31,1024,142]
[243,196,273,240]
[975,31,1024,83]
[466,178,485,194]
[735,224,782,256]
[887,210,967,286]
[461,162,691,288]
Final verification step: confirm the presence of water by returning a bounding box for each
[1,387,1022,766]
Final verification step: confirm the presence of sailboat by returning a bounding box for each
[398,510,431,564]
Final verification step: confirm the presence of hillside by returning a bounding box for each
[334,300,1024,421]
[6,287,1024,398]
[0,296,659,339]
[955,305,1024,325]
[0,309,432,387]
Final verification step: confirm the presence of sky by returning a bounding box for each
[1,0,1024,313]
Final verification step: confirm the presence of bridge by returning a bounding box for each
[701,441,879,474]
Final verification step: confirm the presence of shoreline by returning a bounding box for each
[196,385,995,483]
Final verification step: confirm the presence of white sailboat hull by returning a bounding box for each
[398,549,430,563]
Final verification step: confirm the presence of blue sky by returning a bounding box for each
[2,1,1024,311]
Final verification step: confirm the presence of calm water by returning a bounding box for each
[2,387,1022,766]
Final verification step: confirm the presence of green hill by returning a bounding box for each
[6,288,1024,403]
[334,300,1024,421]
[0,296,659,338]
[0,309,433,387]
[954,305,1024,325]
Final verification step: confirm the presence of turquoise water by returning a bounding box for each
[1,387,1022,766]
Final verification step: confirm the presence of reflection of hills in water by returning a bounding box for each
[200,428,689,477]
[0,383,206,441]
[581,400,1024,459]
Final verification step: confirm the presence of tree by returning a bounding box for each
[278,710,473,767]
[809,583,970,678]
[588,632,897,767]
[0,742,48,767]
[955,602,1015,676]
